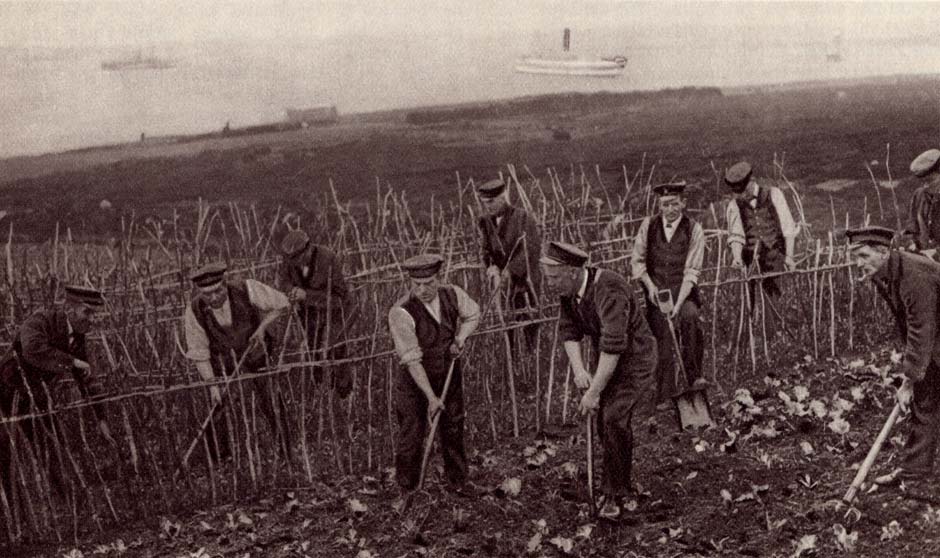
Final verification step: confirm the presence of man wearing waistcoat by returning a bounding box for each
[631,182,707,404]
[477,178,542,352]
[0,286,114,496]
[905,148,940,257]
[280,230,354,398]
[183,262,292,461]
[846,226,940,487]
[388,254,480,492]
[724,161,799,298]
[541,241,657,518]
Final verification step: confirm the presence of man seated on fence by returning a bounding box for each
[477,177,542,352]
[905,148,940,258]
[541,241,656,519]
[631,181,708,408]
[724,161,799,299]
[280,229,354,399]
[183,262,292,461]
[0,285,115,495]
[388,254,480,494]
[847,226,940,488]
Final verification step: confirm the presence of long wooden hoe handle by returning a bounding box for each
[843,403,902,503]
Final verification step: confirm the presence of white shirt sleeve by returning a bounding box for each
[452,285,481,342]
[726,200,746,247]
[183,304,211,362]
[769,187,799,239]
[388,306,422,366]
[631,216,651,280]
[245,279,290,313]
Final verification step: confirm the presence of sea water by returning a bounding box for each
[0,24,937,159]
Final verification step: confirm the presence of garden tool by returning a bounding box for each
[658,289,714,431]
[586,413,597,517]
[843,403,901,504]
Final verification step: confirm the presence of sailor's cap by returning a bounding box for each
[652,181,688,197]
[190,262,227,288]
[280,229,311,258]
[724,161,753,192]
[539,241,589,267]
[64,285,106,307]
[402,254,444,279]
[845,226,895,248]
[477,178,507,199]
[910,149,940,178]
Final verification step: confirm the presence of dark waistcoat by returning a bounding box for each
[737,186,784,253]
[401,286,458,375]
[647,214,695,300]
[193,280,264,375]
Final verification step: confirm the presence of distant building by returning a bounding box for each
[285,106,339,126]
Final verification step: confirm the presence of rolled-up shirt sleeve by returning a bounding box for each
[770,187,799,239]
[453,285,480,341]
[183,305,211,363]
[388,307,422,366]
[596,281,630,354]
[631,217,651,280]
[725,201,746,247]
[683,221,705,286]
[245,279,290,313]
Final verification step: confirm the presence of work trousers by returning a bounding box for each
[645,299,704,403]
[901,363,940,477]
[597,382,638,498]
[394,359,467,490]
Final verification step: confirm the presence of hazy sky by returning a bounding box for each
[1,1,937,48]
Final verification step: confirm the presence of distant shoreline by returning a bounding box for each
[2,70,937,174]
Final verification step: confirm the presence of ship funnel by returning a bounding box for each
[563,28,570,52]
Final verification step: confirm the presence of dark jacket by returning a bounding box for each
[478,204,542,297]
[558,268,656,407]
[906,182,940,251]
[15,309,84,381]
[873,250,940,382]
[279,244,352,341]
[737,186,785,259]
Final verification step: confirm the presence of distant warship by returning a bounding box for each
[515,28,626,78]
[101,50,176,71]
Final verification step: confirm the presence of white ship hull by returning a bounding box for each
[514,55,626,77]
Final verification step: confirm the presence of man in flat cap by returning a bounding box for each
[279,229,354,398]
[476,177,542,352]
[183,262,292,461]
[541,241,656,518]
[905,148,940,257]
[847,226,940,487]
[388,254,480,492]
[631,182,708,406]
[724,161,799,298]
[0,285,115,495]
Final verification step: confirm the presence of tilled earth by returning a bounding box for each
[18,347,940,558]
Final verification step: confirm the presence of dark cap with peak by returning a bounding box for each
[910,149,940,177]
[402,254,444,278]
[845,226,895,248]
[64,285,105,307]
[540,241,589,267]
[724,161,753,192]
[280,229,311,258]
[190,262,227,288]
[477,178,507,199]
[652,181,687,197]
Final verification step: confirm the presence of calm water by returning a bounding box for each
[1,28,938,158]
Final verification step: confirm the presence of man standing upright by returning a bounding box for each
[905,148,940,257]
[847,226,940,487]
[541,241,657,518]
[280,230,354,398]
[183,262,291,461]
[0,285,114,493]
[724,161,799,298]
[477,177,542,350]
[388,254,480,493]
[631,182,707,405]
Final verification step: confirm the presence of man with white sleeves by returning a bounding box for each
[388,254,480,492]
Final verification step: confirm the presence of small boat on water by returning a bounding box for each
[101,50,176,71]
[515,28,626,78]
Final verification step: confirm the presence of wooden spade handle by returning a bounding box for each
[843,403,902,503]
